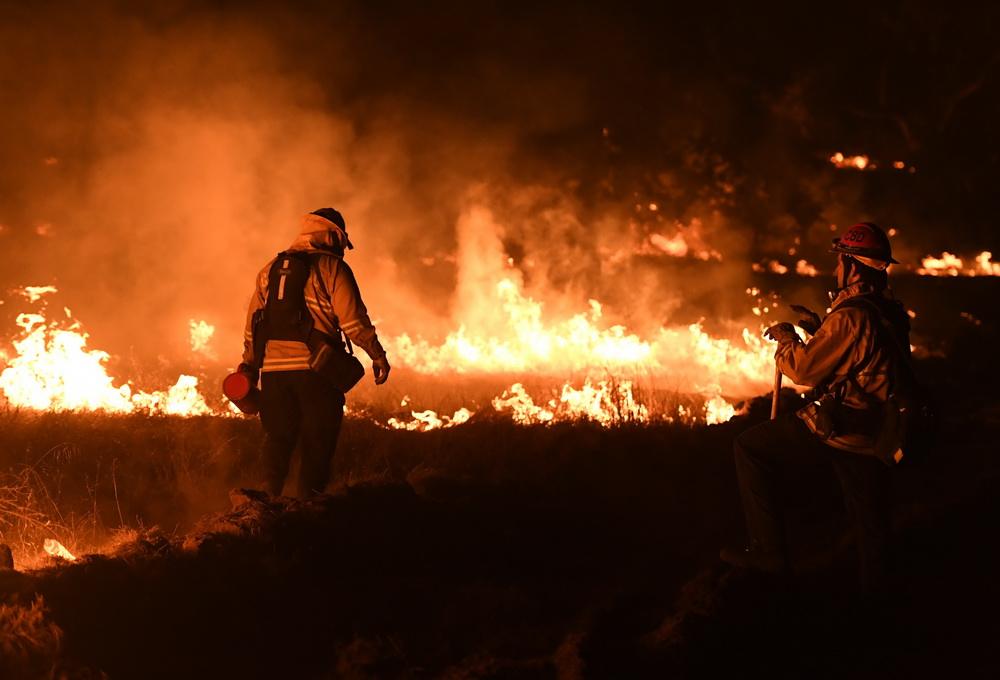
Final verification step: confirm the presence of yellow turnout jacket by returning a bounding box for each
[242,213,386,372]
[776,281,909,455]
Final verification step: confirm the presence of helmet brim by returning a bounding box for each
[829,240,899,265]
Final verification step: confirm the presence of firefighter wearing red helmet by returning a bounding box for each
[722,222,912,592]
[829,221,899,270]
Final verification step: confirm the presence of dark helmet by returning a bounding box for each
[830,222,898,268]
[310,208,353,249]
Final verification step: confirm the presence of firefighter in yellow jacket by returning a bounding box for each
[239,208,390,497]
[722,222,911,590]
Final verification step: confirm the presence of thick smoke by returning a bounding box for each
[1,1,997,376]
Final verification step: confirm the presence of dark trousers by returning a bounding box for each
[259,370,345,498]
[734,413,891,589]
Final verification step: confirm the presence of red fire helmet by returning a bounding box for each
[829,222,899,266]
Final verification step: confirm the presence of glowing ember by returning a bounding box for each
[649,232,691,257]
[916,251,1000,276]
[752,259,817,277]
[43,538,76,561]
[960,312,982,327]
[21,285,59,303]
[189,319,216,357]
[974,252,999,275]
[795,260,818,277]
[751,260,789,274]
[645,228,722,261]
[829,152,872,170]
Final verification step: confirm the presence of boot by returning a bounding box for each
[719,545,791,576]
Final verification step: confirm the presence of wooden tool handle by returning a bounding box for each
[770,364,783,420]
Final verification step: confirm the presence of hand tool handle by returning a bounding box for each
[770,364,783,420]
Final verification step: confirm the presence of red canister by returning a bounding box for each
[223,370,260,415]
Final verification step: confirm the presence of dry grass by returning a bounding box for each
[0,408,256,567]
[0,597,63,679]
[0,391,744,569]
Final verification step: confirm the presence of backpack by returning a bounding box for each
[257,251,315,347]
[844,296,938,466]
[251,251,365,393]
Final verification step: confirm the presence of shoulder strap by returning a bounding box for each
[302,253,355,356]
[840,295,916,392]
[840,296,909,362]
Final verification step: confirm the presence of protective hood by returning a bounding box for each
[287,213,354,255]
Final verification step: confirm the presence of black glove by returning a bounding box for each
[790,304,822,335]
[372,355,391,385]
[237,362,259,385]
[765,322,800,345]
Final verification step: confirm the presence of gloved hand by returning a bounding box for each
[790,304,822,335]
[236,362,259,386]
[765,322,800,345]
[372,355,391,385]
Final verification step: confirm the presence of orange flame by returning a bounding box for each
[387,405,474,431]
[917,251,1000,276]
[189,319,216,358]
[0,289,214,416]
[795,259,819,277]
[43,538,76,561]
[2,206,783,428]
[491,379,650,426]
[829,152,872,170]
[388,209,772,400]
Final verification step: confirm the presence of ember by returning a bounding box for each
[829,152,872,170]
[43,539,76,561]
